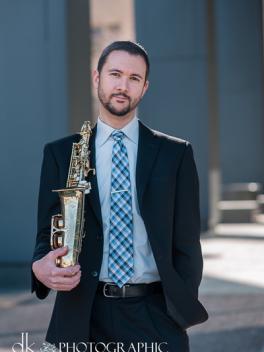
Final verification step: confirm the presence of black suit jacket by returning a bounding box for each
[32,120,208,344]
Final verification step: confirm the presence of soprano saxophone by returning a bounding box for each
[50,121,95,267]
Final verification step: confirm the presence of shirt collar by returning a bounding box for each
[96,116,139,147]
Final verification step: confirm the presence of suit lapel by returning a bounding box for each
[136,121,161,213]
[86,124,103,229]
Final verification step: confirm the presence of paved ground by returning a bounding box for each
[1,231,264,352]
[190,234,264,352]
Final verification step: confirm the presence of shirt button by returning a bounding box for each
[91,271,98,277]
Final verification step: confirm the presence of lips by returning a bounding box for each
[112,94,129,102]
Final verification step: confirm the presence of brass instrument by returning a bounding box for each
[50,121,95,267]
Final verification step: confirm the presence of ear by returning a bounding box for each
[92,69,100,90]
[141,80,149,97]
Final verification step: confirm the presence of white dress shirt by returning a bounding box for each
[96,116,160,283]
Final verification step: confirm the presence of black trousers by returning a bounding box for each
[89,291,189,352]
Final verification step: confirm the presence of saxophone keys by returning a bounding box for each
[57,219,64,229]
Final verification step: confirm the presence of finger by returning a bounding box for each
[49,246,68,259]
[50,265,80,277]
[52,280,80,291]
[63,264,81,276]
[50,272,81,285]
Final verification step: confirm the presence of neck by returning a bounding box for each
[99,107,136,129]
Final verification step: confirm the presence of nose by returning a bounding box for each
[116,77,129,92]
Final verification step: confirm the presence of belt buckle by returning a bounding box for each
[103,283,119,298]
[103,283,130,298]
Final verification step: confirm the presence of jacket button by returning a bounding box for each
[91,271,98,277]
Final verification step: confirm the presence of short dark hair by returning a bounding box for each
[97,41,150,80]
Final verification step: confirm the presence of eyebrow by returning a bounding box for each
[108,69,143,80]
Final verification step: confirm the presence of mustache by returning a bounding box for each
[111,93,130,100]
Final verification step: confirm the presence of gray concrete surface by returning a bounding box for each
[190,235,264,352]
[1,232,264,351]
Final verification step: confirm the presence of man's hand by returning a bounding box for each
[32,246,81,291]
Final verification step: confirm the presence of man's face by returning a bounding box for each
[93,50,149,117]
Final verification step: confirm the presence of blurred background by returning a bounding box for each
[0,0,264,351]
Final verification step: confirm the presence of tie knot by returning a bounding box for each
[112,130,125,142]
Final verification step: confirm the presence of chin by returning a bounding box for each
[110,107,130,117]
[113,112,130,118]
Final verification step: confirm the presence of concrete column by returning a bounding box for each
[207,0,221,230]
[135,0,209,230]
[67,0,93,133]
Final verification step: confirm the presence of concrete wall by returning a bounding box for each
[0,0,68,262]
[215,0,264,184]
[135,0,264,228]
[134,0,209,229]
[1,0,264,263]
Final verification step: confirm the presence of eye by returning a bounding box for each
[130,76,140,82]
[110,72,120,77]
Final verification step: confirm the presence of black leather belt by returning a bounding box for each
[97,281,162,298]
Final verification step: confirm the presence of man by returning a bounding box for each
[32,41,208,352]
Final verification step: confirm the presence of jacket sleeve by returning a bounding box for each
[172,143,203,298]
[31,143,61,299]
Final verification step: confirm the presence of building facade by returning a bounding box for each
[1,0,263,268]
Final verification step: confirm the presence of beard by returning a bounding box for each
[98,83,142,117]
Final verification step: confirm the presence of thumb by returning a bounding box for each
[50,246,68,258]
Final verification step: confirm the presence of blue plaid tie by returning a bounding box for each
[108,130,134,287]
